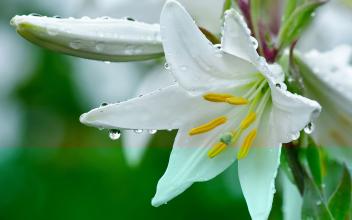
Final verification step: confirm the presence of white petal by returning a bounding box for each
[160,1,258,93]
[80,84,233,130]
[282,173,303,220]
[178,0,225,34]
[122,63,174,166]
[221,9,259,63]
[270,84,321,144]
[152,109,242,206]
[238,105,281,220]
[11,15,163,61]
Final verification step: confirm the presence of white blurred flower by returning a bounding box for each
[302,45,352,167]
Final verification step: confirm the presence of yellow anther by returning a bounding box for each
[240,112,256,130]
[208,142,227,158]
[225,97,248,105]
[189,116,227,136]
[237,129,257,160]
[203,93,233,102]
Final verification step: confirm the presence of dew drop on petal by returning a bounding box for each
[316,200,322,206]
[250,37,258,49]
[304,122,315,134]
[104,61,111,64]
[29,13,42,17]
[134,129,143,134]
[148,129,157,134]
[167,129,173,132]
[109,129,121,140]
[291,132,300,140]
[53,15,62,18]
[100,102,108,107]
[125,17,135,21]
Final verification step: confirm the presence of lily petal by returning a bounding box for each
[122,64,174,166]
[178,0,225,35]
[221,9,259,63]
[160,0,258,93]
[238,105,281,220]
[152,110,243,206]
[11,15,163,62]
[80,84,233,130]
[270,84,321,144]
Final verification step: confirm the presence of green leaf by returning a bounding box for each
[328,166,352,220]
[302,178,334,220]
[278,0,326,50]
[306,137,323,188]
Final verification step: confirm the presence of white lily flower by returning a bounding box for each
[10,15,163,62]
[80,1,321,218]
[282,174,302,220]
[302,45,352,167]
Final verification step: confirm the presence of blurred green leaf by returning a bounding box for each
[328,166,351,220]
[305,137,323,188]
[278,0,326,50]
[302,178,334,220]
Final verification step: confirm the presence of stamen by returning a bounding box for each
[237,129,257,160]
[208,142,227,158]
[240,112,256,130]
[203,93,233,102]
[225,97,248,105]
[189,116,227,136]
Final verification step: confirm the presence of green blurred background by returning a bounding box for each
[0,0,351,219]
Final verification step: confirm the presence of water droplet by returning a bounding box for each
[311,12,316,17]
[47,27,58,36]
[164,62,170,70]
[134,129,143,134]
[316,200,322,206]
[304,122,315,134]
[288,76,294,83]
[180,65,187,71]
[95,43,104,52]
[275,83,281,88]
[81,16,91,20]
[109,129,121,140]
[104,61,111,64]
[214,44,221,50]
[125,17,135,21]
[167,129,173,132]
[98,126,104,131]
[29,13,42,17]
[250,37,258,49]
[69,41,81,50]
[291,132,300,140]
[101,16,111,20]
[148,129,157,134]
[100,102,108,107]
[53,15,62,18]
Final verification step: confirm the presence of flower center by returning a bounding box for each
[188,76,271,160]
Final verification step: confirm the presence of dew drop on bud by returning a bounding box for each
[148,129,157,134]
[304,122,315,134]
[109,129,121,140]
[164,62,170,70]
[134,129,143,134]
